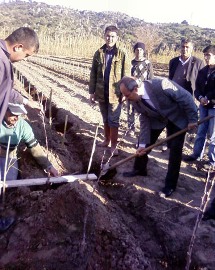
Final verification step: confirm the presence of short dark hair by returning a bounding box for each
[119,76,141,92]
[203,45,215,55]
[104,25,119,35]
[181,38,193,45]
[5,27,39,53]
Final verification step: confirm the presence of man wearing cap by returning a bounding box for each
[119,76,198,197]
[127,42,154,134]
[0,103,59,180]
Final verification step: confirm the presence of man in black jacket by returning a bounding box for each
[184,45,215,164]
[169,38,205,97]
[203,197,215,221]
[168,38,205,153]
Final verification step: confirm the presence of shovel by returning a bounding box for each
[99,115,214,180]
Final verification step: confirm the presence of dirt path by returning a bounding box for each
[0,57,215,270]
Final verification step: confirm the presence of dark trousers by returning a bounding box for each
[134,121,186,190]
[207,197,215,216]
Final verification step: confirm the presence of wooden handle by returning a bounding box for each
[108,115,213,170]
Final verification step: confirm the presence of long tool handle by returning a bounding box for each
[108,115,213,171]
[86,123,100,179]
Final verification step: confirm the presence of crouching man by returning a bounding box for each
[0,103,59,180]
[0,103,60,233]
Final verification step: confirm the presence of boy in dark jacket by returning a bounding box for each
[184,45,215,165]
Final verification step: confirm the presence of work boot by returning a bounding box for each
[110,127,119,156]
[202,210,215,221]
[123,170,147,177]
[183,154,198,162]
[0,216,15,233]
[97,123,110,147]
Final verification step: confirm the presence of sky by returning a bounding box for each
[36,0,215,29]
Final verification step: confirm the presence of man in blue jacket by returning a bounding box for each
[184,45,215,166]
[0,27,41,233]
[0,27,40,125]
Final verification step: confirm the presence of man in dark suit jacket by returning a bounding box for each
[166,38,205,153]
[169,38,205,97]
[119,76,198,197]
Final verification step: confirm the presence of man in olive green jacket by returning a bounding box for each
[89,25,130,156]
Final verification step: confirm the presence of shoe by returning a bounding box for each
[129,130,135,137]
[202,211,215,221]
[203,163,215,170]
[123,170,147,177]
[97,140,110,147]
[0,216,15,233]
[159,187,175,198]
[162,145,168,152]
[183,155,197,162]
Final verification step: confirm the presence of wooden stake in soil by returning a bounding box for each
[28,82,31,98]
[49,89,53,126]
[185,168,215,270]
[86,123,99,179]
[1,136,11,205]
[62,115,68,145]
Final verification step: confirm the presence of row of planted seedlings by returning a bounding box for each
[28,55,91,83]
[13,65,69,141]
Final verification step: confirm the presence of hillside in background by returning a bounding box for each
[0,1,215,52]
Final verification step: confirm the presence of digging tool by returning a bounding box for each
[86,123,100,179]
[86,123,99,179]
[99,115,214,180]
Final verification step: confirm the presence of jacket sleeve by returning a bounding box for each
[29,143,52,170]
[194,72,203,100]
[148,62,154,79]
[122,51,131,77]
[21,120,52,170]
[138,112,151,145]
[9,88,25,104]
[163,80,198,124]
[168,59,174,80]
[89,51,98,94]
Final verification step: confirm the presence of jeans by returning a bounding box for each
[0,157,18,180]
[193,105,215,164]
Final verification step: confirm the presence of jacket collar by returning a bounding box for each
[0,39,10,59]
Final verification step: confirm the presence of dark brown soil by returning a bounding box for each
[0,58,215,270]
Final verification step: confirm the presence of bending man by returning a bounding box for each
[119,76,198,197]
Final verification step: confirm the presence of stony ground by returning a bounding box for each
[0,57,215,270]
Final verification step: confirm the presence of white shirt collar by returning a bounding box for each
[137,83,150,99]
[179,56,191,65]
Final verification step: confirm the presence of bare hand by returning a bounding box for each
[27,100,44,113]
[188,122,198,131]
[200,97,208,106]
[136,147,147,156]
[47,166,60,177]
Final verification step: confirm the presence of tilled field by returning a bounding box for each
[0,56,215,270]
